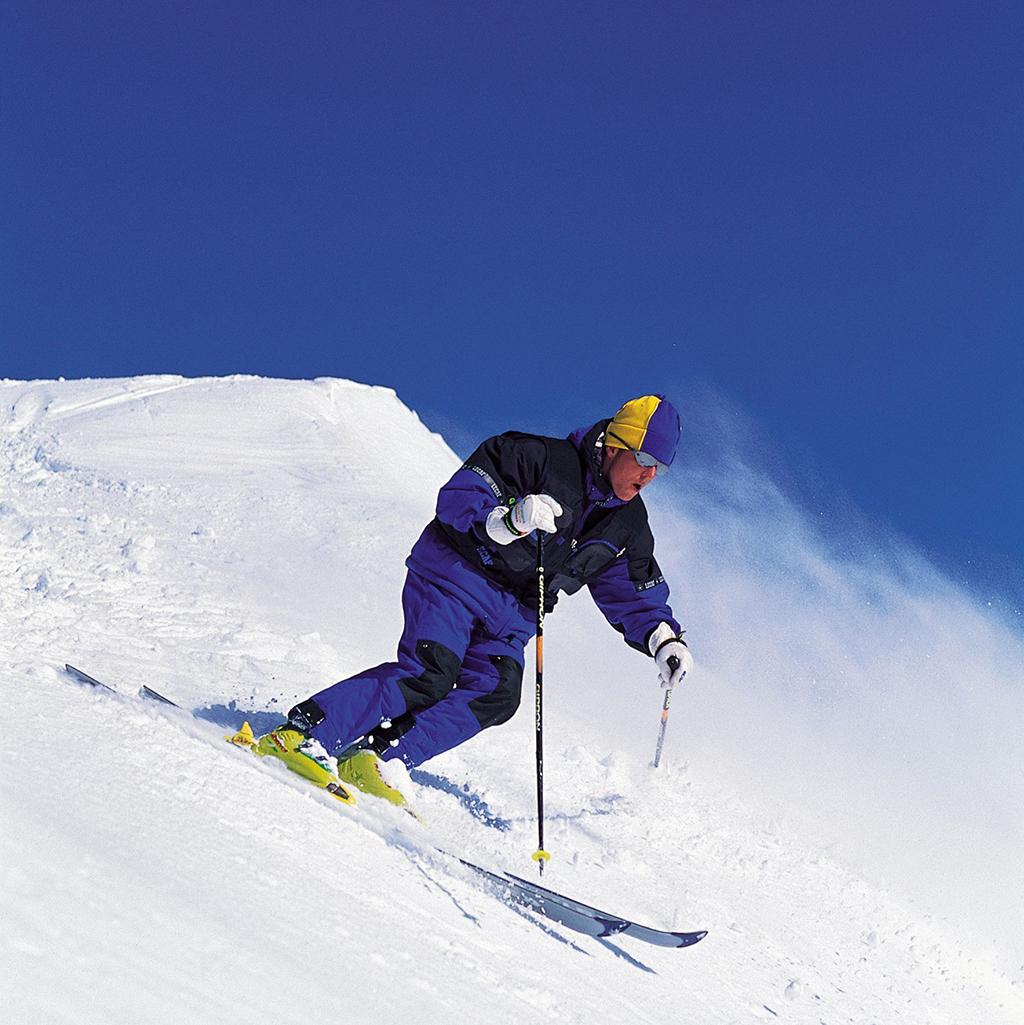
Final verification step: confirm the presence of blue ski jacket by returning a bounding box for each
[411,419,681,654]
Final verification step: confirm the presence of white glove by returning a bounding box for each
[485,494,563,546]
[648,622,693,689]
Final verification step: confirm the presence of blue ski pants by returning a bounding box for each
[307,533,535,767]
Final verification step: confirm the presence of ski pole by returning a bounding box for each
[532,532,551,875]
[652,655,680,769]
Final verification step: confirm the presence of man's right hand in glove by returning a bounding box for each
[485,494,563,546]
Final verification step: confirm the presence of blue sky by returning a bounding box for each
[3,2,1021,608]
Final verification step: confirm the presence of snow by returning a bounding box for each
[2,375,1021,1024]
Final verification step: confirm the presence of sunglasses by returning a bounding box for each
[606,430,669,475]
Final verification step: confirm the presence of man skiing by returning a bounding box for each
[253,394,692,805]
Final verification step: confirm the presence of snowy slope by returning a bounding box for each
[2,375,1021,1025]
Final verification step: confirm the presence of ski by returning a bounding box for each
[65,664,183,707]
[63,663,707,949]
[64,663,119,694]
[504,873,706,948]
[456,857,627,938]
[68,666,508,827]
[455,857,706,947]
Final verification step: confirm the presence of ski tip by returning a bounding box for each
[140,683,180,707]
[617,922,709,948]
[663,928,708,948]
[64,664,116,692]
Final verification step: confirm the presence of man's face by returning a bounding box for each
[602,446,658,501]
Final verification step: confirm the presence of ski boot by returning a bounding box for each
[231,721,356,805]
[336,750,409,808]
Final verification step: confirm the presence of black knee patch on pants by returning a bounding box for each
[397,639,461,711]
[468,655,524,730]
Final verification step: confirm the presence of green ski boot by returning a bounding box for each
[337,750,409,808]
[247,726,356,805]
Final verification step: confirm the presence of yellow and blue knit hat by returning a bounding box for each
[604,394,681,469]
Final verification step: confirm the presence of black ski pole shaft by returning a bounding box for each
[532,532,550,875]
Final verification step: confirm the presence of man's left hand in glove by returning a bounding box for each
[648,622,693,689]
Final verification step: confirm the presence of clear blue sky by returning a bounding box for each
[3,2,1021,608]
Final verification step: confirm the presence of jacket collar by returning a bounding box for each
[568,419,626,508]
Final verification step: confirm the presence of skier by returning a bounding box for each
[253,394,693,805]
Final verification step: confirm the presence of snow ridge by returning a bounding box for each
[2,376,1020,1024]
